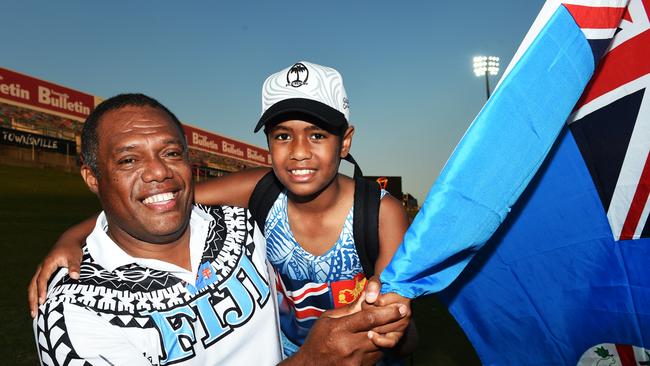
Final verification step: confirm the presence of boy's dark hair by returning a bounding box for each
[81,93,186,176]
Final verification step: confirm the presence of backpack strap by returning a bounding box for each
[248,171,283,234]
[353,176,381,279]
[343,154,364,179]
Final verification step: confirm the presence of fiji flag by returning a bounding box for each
[381,0,650,364]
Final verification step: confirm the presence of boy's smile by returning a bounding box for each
[288,168,317,182]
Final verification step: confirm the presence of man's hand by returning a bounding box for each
[28,240,83,318]
[283,303,408,366]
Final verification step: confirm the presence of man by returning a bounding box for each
[33,93,406,365]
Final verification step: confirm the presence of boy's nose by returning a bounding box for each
[290,140,312,160]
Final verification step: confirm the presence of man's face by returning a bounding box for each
[82,105,193,244]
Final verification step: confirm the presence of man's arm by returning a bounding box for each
[34,302,153,365]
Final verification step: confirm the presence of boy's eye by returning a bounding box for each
[310,133,326,140]
[274,133,291,141]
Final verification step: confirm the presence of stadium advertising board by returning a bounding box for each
[0,67,94,120]
[0,127,75,154]
[365,176,403,198]
[183,124,271,166]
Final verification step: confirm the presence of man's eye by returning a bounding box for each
[165,151,182,158]
[118,158,135,165]
[311,133,326,140]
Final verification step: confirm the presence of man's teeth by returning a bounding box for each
[142,192,175,204]
[291,169,314,176]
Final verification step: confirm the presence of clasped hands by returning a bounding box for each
[283,277,411,366]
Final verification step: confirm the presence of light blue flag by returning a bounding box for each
[381,0,627,298]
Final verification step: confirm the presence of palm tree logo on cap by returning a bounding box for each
[287,63,309,87]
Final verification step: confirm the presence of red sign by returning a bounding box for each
[183,124,271,166]
[0,67,95,120]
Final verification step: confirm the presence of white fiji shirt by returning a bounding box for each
[34,205,282,366]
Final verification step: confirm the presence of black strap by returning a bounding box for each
[344,154,363,178]
[352,176,381,278]
[248,171,283,234]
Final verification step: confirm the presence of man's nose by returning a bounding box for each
[142,156,173,182]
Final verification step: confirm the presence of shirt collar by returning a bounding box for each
[86,205,213,278]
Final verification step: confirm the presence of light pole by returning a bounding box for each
[473,56,500,100]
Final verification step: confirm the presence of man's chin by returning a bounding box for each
[136,214,191,244]
[136,225,189,244]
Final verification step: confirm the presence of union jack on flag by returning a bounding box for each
[570,0,650,240]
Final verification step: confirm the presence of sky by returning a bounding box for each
[2,0,545,203]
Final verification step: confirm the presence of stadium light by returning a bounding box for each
[473,55,500,100]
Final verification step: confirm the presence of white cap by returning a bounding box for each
[255,61,350,134]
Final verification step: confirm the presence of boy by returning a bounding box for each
[29,61,415,358]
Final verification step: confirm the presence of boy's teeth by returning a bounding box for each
[291,169,313,175]
[143,192,174,204]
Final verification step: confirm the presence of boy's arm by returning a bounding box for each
[194,167,270,207]
[374,194,409,275]
[28,213,97,317]
[372,194,418,356]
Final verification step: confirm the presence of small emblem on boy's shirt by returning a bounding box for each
[332,273,367,307]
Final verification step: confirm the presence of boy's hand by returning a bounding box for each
[28,240,82,318]
[320,276,410,349]
[363,283,413,349]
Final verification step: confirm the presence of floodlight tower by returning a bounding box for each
[473,56,500,100]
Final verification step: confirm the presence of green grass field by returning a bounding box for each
[0,164,101,365]
[0,164,479,365]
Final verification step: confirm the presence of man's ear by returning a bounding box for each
[80,165,99,195]
[340,125,355,158]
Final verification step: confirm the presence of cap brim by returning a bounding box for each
[255,98,347,134]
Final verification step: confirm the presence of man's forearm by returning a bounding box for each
[278,302,407,365]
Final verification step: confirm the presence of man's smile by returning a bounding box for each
[140,190,180,210]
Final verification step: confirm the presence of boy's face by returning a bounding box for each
[267,119,353,197]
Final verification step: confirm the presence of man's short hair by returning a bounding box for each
[81,93,186,176]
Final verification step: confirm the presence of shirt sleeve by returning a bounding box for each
[34,301,155,366]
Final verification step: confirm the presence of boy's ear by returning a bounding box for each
[80,165,100,195]
[340,126,355,158]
